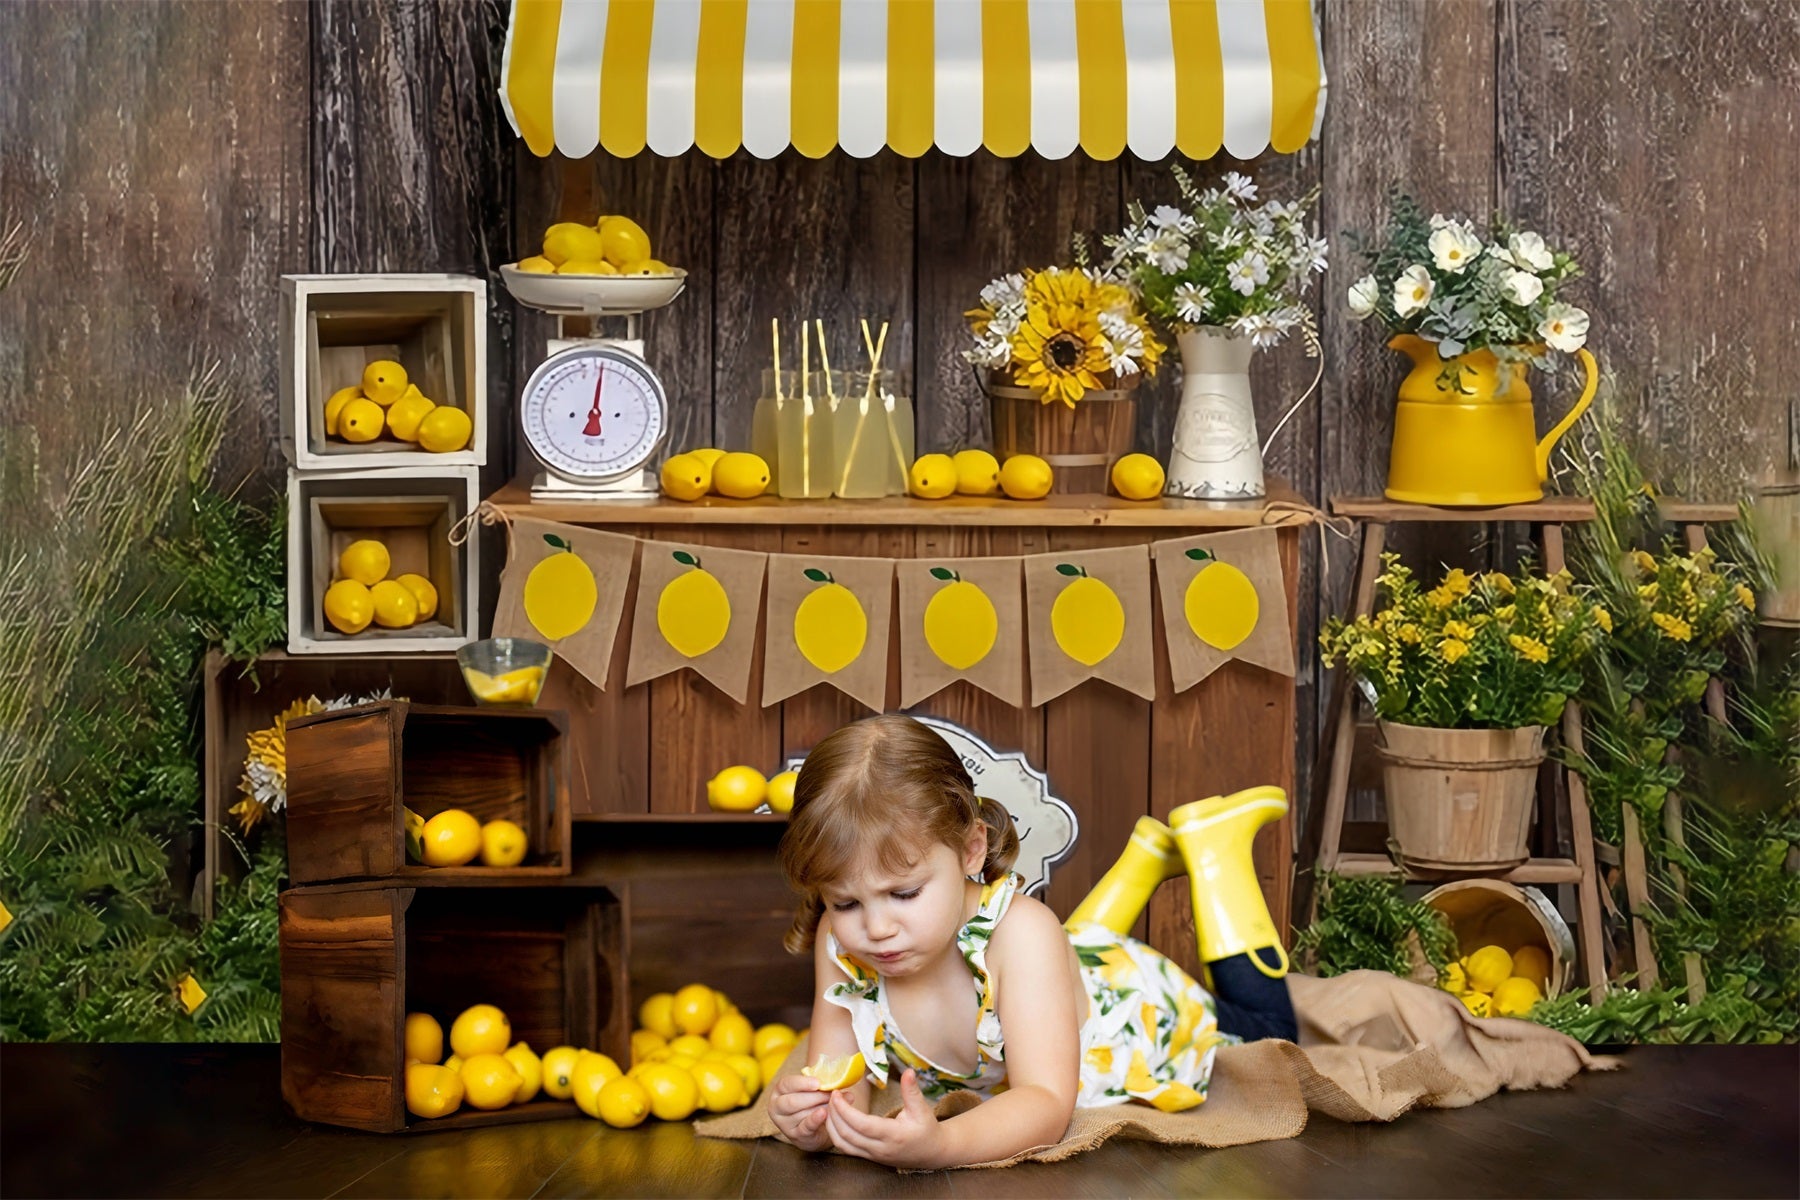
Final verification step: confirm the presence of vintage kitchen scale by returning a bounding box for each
[499,265,688,500]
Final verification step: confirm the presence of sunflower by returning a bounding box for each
[1010,270,1116,406]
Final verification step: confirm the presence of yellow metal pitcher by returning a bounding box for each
[1385,334,1599,506]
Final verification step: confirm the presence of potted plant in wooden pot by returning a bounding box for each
[964,266,1164,495]
[1346,194,1599,506]
[1102,167,1328,500]
[1321,555,1606,872]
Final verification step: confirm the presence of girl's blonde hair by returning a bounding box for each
[778,714,1020,953]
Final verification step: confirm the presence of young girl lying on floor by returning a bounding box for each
[766,713,1297,1168]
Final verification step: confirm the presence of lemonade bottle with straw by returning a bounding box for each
[777,322,833,498]
[832,321,900,499]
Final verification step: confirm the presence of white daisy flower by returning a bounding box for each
[1501,269,1545,306]
[1145,232,1190,274]
[1173,282,1212,324]
[1393,264,1434,317]
[1223,172,1259,201]
[1347,273,1380,319]
[1429,223,1484,273]
[1506,231,1555,272]
[1538,304,1590,352]
[979,273,1026,310]
[1228,252,1271,295]
[1149,204,1194,235]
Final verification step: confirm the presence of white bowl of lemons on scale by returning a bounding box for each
[502,215,687,315]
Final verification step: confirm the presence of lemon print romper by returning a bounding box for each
[824,873,1232,1112]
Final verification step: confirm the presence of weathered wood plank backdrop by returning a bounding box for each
[4,0,1796,832]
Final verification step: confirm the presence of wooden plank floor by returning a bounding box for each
[3,1044,1795,1198]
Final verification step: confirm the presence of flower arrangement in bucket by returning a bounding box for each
[1345,193,1600,506]
[1101,167,1328,500]
[964,267,1164,493]
[1320,555,1606,871]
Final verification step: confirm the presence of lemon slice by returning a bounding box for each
[800,1051,865,1091]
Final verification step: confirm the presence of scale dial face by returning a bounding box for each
[520,344,669,483]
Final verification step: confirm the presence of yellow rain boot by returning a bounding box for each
[1064,817,1186,937]
[1168,786,1290,978]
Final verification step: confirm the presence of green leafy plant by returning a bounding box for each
[1295,873,1459,981]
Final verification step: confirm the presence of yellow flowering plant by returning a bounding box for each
[1320,554,1603,729]
[964,266,1164,407]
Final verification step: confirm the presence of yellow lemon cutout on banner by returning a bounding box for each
[523,533,598,641]
[793,569,867,673]
[1050,564,1125,667]
[658,550,730,658]
[922,567,998,670]
[1182,548,1259,650]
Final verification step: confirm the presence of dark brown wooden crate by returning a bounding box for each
[285,701,572,886]
[279,884,622,1134]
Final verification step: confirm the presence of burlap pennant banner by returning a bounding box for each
[626,540,768,703]
[895,557,1026,709]
[491,518,637,690]
[762,553,895,711]
[1024,545,1156,705]
[1152,527,1294,690]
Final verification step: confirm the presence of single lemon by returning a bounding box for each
[794,575,867,672]
[668,1034,711,1059]
[752,1023,798,1060]
[540,1045,581,1099]
[1110,453,1167,500]
[338,539,391,586]
[1465,945,1514,993]
[723,1054,763,1098]
[449,1003,512,1058]
[387,386,437,442]
[923,572,998,669]
[1050,569,1126,666]
[630,1029,668,1065]
[370,579,419,628]
[523,532,598,640]
[422,809,484,868]
[405,1012,444,1065]
[999,454,1054,500]
[712,451,771,499]
[324,385,362,437]
[542,220,594,249]
[459,1052,523,1110]
[636,1062,700,1121]
[691,1060,749,1113]
[799,1051,865,1091]
[480,818,529,867]
[543,224,606,266]
[557,259,614,276]
[323,579,374,635]
[594,1075,652,1127]
[707,765,766,813]
[362,360,409,406]
[517,255,556,273]
[639,993,679,1039]
[952,448,1001,495]
[571,1051,624,1117]
[598,215,652,266]
[709,1011,753,1056]
[337,397,385,442]
[1492,976,1544,1017]
[504,1041,543,1103]
[657,554,731,657]
[661,453,710,501]
[395,573,439,622]
[758,1050,790,1088]
[417,406,473,453]
[909,453,957,499]
[1459,992,1493,1018]
[672,983,720,1035]
[1184,552,1259,650]
[404,1062,464,1119]
[1510,945,1552,990]
[1439,961,1469,996]
[765,770,798,815]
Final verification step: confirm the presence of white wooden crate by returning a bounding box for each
[279,274,487,472]
[285,466,480,654]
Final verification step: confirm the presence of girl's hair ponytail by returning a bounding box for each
[976,797,1020,882]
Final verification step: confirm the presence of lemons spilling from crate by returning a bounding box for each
[621,984,803,1126]
[324,359,472,452]
[403,806,528,868]
[1438,943,1550,1018]
[518,215,677,278]
[323,538,440,635]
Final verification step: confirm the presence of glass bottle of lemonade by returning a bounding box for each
[751,368,793,495]
[776,372,833,498]
[885,378,915,496]
[835,369,906,498]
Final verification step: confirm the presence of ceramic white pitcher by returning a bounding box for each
[1166,326,1264,500]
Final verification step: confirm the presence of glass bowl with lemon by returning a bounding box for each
[457,638,552,707]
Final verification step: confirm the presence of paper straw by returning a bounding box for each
[814,319,837,406]
[772,318,783,400]
[800,321,812,495]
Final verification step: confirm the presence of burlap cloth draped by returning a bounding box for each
[696,970,1618,1168]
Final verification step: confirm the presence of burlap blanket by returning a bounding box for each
[696,970,1619,1167]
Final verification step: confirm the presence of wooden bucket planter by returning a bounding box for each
[1421,878,1576,999]
[986,375,1137,495]
[1375,722,1547,872]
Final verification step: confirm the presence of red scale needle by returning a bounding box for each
[582,366,604,437]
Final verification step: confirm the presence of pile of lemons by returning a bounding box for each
[403,806,528,868]
[705,764,798,814]
[404,1004,549,1119]
[517,215,676,278]
[322,539,439,635]
[612,984,803,1127]
[907,450,1169,502]
[1440,943,1551,1018]
[660,448,773,501]
[324,360,472,453]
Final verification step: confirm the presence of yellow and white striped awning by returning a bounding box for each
[502,0,1325,160]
